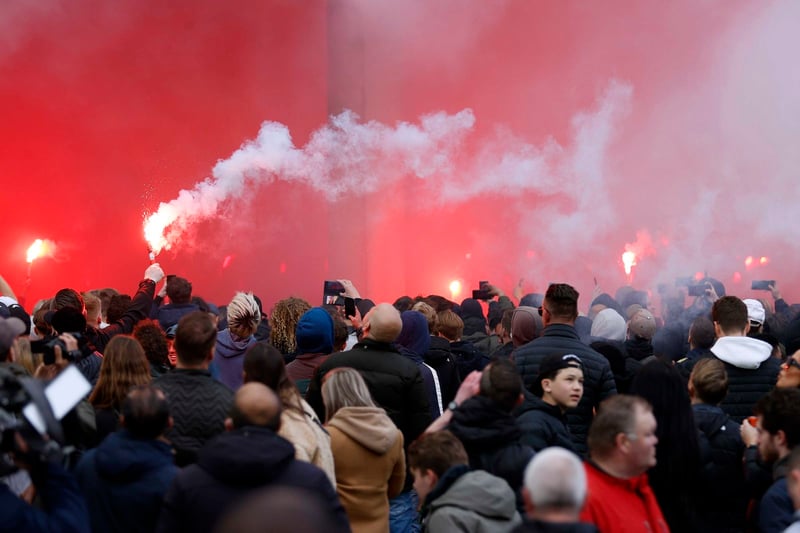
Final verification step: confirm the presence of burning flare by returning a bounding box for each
[449,280,462,300]
[26,239,55,263]
[621,251,637,276]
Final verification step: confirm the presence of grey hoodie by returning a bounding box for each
[327,406,400,454]
[427,470,521,533]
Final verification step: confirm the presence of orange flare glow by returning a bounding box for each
[760,256,769,265]
[26,239,55,263]
[744,256,754,267]
[449,280,462,300]
[621,251,637,276]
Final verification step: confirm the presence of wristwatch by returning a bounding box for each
[447,400,458,412]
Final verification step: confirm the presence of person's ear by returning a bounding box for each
[615,432,630,452]
[522,486,535,516]
[776,429,788,448]
[713,322,723,338]
[224,418,233,432]
[516,393,524,407]
[167,416,174,430]
[542,378,552,394]
[744,322,751,335]
[687,380,696,399]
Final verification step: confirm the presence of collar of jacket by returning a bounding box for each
[354,338,400,353]
[542,323,579,339]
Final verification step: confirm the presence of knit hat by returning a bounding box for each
[397,311,431,357]
[295,307,334,355]
[0,316,26,353]
[511,306,538,347]
[743,299,765,327]
[591,308,626,342]
[628,309,657,341]
[531,353,584,396]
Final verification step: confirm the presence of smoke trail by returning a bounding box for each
[145,80,632,256]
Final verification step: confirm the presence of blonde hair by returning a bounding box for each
[227,292,261,339]
[15,338,41,375]
[412,301,438,334]
[321,368,376,422]
[82,292,102,326]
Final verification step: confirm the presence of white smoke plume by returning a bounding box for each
[145,80,632,256]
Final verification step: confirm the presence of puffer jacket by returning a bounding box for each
[513,324,617,456]
[514,391,575,453]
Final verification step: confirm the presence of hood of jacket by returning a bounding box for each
[711,336,772,369]
[511,306,538,347]
[429,467,518,521]
[197,427,296,486]
[216,328,256,358]
[692,403,732,436]
[425,336,453,365]
[514,391,566,422]
[449,395,521,448]
[295,307,334,355]
[397,311,431,357]
[95,430,175,483]
[327,406,400,454]
[591,308,626,342]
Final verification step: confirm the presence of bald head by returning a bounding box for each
[228,382,282,431]
[363,303,403,343]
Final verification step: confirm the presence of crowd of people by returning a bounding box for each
[1,264,800,533]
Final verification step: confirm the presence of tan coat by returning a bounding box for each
[327,407,406,533]
[279,397,336,486]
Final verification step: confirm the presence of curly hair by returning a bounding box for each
[133,319,170,367]
[89,335,151,410]
[268,297,311,355]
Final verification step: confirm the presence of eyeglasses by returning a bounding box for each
[782,359,800,371]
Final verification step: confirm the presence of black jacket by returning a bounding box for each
[155,427,350,533]
[693,403,747,532]
[513,324,617,456]
[86,279,156,354]
[153,302,199,331]
[514,392,576,453]
[449,339,490,381]
[512,519,598,533]
[448,395,534,505]
[153,368,233,466]
[424,336,461,406]
[306,339,431,453]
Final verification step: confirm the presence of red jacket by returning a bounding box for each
[580,461,669,533]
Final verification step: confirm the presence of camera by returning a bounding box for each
[32,333,83,366]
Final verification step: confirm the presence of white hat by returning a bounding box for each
[743,299,765,326]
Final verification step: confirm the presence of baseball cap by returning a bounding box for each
[629,309,657,340]
[743,299,766,327]
[531,353,584,396]
[0,316,26,353]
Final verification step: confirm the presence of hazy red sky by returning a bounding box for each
[2,0,797,309]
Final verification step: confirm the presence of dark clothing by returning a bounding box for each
[155,426,350,533]
[0,461,90,533]
[492,341,515,359]
[448,395,534,505]
[74,352,103,387]
[398,346,442,419]
[710,335,781,422]
[423,336,461,406]
[286,352,329,395]
[154,302,199,331]
[512,519,598,533]
[624,337,655,362]
[212,328,256,391]
[153,368,233,466]
[514,392,576,453]
[75,430,177,533]
[676,347,714,379]
[758,455,794,533]
[513,324,617,456]
[693,403,747,532]
[88,279,157,354]
[449,339,490,380]
[94,407,120,444]
[305,338,431,493]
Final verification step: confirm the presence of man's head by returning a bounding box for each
[627,309,656,342]
[541,284,579,327]
[587,395,658,478]
[226,382,282,432]
[411,301,438,335]
[227,292,261,339]
[479,358,523,412]
[362,303,402,343]
[753,387,800,463]
[120,385,171,439]
[52,288,85,315]
[522,447,586,521]
[688,357,728,406]
[511,306,538,347]
[688,316,716,350]
[82,292,102,327]
[436,310,464,342]
[174,311,217,367]
[712,296,749,337]
[777,349,800,389]
[166,276,193,304]
[0,316,26,362]
[408,430,469,507]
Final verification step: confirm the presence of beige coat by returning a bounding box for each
[327,406,405,533]
[279,397,336,486]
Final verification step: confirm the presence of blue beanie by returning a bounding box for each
[295,307,334,355]
[397,311,431,357]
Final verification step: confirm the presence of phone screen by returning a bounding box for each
[344,297,356,317]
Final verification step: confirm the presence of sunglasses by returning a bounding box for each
[782,359,800,371]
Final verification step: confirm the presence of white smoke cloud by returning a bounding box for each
[145,80,632,257]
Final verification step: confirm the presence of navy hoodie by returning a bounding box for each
[397,311,442,418]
